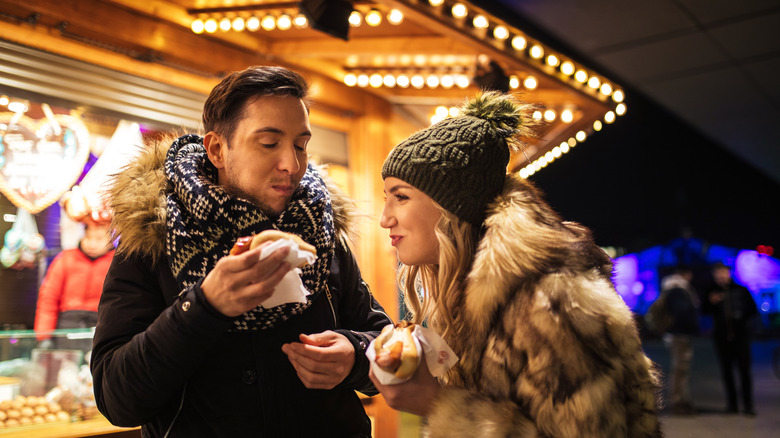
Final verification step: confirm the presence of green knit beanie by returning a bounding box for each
[382,91,533,226]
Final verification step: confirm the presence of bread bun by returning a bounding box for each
[373,321,420,379]
[230,230,316,267]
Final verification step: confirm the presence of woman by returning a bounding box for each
[372,91,662,437]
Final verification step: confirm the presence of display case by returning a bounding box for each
[0,328,139,437]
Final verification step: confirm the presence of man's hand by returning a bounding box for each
[709,291,726,305]
[200,245,291,317]
[282,331,355,389]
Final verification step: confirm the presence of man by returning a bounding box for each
[703,262,758,416]
[91,66,391,437]
[659,266,699,415]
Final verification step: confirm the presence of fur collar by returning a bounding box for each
[106,134,359,261]
[463,174,614,337]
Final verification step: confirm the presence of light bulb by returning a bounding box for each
[349,11,362,27]
[293,14,308,28]
[191,19,205,34]
[366,9,382,26]
[261,15,276,31]
[388,9,403,25]
[560,61,575,76]
[473,15,489,29]
[512,36,527,50]
[204,18,218,33]
[452,3,468,19]
[246,16,260,31]
[277,14,292,30]
[232,17,245,32]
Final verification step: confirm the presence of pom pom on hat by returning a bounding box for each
[382,91,535,226]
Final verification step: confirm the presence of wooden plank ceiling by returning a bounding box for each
[0,0,627,174]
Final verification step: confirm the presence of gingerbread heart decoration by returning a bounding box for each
[0,112,90,214]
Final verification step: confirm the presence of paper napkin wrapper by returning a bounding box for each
[366,324,458,385]
[257,238,317,308]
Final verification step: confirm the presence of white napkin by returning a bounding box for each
[257,238,317,308]
[366,324,458,385]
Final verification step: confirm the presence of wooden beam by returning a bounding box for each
[270,36,475,58]
[1,0,273,76]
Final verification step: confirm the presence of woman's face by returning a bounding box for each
[380,177,442,266]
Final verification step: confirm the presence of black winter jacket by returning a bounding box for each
[92,240,390,437]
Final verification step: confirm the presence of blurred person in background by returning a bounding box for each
[659,266,700,415]
[34,219,115,351]
[703,262,758,416]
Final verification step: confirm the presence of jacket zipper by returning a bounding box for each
[325,284,337,326]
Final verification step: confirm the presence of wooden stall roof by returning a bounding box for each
[0,0,626,175]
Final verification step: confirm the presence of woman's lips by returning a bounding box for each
[390,235,402,246]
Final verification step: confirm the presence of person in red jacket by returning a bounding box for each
[34,219,115,350]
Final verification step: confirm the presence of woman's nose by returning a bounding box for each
[379,206,395,229]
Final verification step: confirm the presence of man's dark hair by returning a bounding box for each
[711,261,729,271]
[202,65,310,143]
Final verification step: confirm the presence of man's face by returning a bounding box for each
[713,266,731,286]
[205,95,311,217]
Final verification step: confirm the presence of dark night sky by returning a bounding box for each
[527,89,780,254]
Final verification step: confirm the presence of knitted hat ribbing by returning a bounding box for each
[382,91,533,226]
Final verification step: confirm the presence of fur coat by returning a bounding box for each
[426,175,663,437]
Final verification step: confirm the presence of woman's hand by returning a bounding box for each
[369,354,441,417]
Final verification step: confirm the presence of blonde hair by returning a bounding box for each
[398,204,478,349]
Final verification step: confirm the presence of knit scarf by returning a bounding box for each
[163,134,334,330]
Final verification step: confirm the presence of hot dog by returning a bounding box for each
[373,321,420,379]
[230,230,316,267]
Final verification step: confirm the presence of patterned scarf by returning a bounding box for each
[163,134,334,330]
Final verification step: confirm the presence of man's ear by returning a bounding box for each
[204,131,226,169]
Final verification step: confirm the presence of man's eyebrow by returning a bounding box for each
[253,127,311,137]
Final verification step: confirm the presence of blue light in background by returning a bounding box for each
[734,250,780,316]
[613,239,779,319]
[613,254,639,309]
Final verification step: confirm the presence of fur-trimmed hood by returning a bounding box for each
[106,134,358,261]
